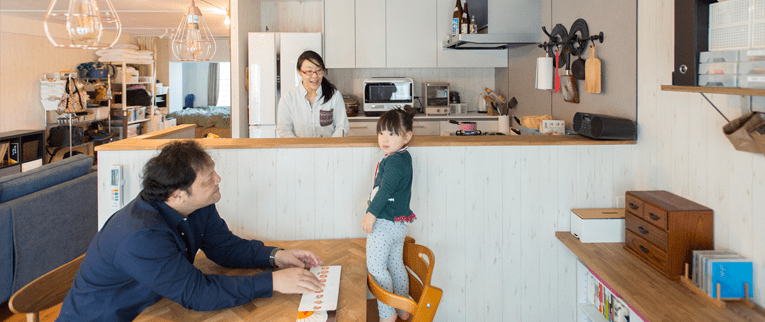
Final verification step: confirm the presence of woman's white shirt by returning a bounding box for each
[276,84,349,138]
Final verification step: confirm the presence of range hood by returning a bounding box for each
[443,33,540,50]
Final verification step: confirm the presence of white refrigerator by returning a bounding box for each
[248,32,322,138]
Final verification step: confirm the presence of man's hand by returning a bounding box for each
[362,212,376,234]
[272,267,323,294]
[274,249,323,268]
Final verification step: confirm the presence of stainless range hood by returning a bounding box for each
[443,33,541,50]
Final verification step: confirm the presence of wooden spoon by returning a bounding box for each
[585,45,601,93]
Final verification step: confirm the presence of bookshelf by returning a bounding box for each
[557,231,765,322]
[0,130,44,176]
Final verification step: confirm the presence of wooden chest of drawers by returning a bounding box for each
[623,191,713,280]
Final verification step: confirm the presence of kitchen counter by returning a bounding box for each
[349,112,498,121]
[95,126,636,151]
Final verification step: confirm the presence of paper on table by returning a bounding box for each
[298,265,341,312]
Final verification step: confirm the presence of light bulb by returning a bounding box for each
[184,22,203,58]
[66,0,103,46]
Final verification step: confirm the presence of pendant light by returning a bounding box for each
[43,0,121,49]
[172,0,217,61]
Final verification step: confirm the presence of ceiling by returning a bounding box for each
[0,0,231,37]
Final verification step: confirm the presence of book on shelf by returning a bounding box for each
[708,258,753,299]
[8,142,18,163]
[692,250,736,288]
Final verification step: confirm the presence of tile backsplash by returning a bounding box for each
[327,68,496,112]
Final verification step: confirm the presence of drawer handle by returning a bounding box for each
[649,213,660,220]
[638,226,649,234]
[350,125,369,129]
[639,245,649,253]
[628,203,639,210]
[413,125,426,128]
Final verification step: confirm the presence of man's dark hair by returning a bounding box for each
[140,140,213,202]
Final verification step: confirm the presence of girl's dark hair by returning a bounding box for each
[140,140,213,202]
[376,106,417,136]
[296,50,337,104]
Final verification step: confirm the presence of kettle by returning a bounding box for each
[476,94,489,113]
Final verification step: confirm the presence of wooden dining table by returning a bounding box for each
[133,238,367,322]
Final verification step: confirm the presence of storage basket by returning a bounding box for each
[709,0,751,50]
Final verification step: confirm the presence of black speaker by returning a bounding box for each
[573,112,636,140]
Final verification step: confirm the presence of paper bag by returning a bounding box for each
[722,112,765,156]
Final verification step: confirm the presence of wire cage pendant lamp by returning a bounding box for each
[43,0,121,49]
[172,0,217,61]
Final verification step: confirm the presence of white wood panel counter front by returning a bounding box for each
[95,124,636,322]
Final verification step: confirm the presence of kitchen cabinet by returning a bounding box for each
[324,0,356,68]
[347,115,498,136]
[386,0,437,68]
[355,0,386,68]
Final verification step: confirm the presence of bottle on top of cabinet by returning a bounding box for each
[461,1,470,34]
[452,0,462,35]
[470,15,477,34]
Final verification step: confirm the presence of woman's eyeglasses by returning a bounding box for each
[300,69,325,76]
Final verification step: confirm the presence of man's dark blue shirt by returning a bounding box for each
[57,194,276,322]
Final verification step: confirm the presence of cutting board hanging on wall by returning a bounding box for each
[585,45,601,93]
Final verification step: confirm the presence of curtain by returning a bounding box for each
[208,63,219,106]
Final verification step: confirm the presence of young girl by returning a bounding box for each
[362,107,417,322]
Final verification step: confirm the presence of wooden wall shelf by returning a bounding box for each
[661,85,765,96]
[556,231,765,322]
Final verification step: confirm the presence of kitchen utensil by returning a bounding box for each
[554,48,561,93]
[448,119,476,132]
[571,51,586,80]
[561,51,580,103]
[585,44,602,93]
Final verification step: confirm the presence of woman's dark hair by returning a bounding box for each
[296,50,337,104]
[140,140,213,202]
[376,106,417,136]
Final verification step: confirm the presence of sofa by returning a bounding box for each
[0,154,97,304]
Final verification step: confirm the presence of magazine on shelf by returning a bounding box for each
[701,252,742,295]
[708,258,753,298]
[692,250,736,288]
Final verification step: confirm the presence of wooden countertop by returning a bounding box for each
[134,238,367,322]
[96,125,636,151]
[556,231,765,322]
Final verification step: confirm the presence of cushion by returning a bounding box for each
[0,154,93,203]
[0,206,12,303]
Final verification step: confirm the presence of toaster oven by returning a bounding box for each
[362,78,414,116]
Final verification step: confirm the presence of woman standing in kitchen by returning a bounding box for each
[276,50,349,137]
[362,107,417,322]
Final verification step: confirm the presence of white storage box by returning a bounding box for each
[709,0,751,50]
[698,74,738,87]
[698,62,739,75]
[570,208,625,243]
[740,49,765,61]
[740,61,765,74]
[738,75,765,88]
[699,50,739,63]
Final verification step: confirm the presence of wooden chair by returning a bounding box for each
[8,253,85,322]
[367,237,443,322]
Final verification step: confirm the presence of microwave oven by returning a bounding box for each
[362,78,414,115]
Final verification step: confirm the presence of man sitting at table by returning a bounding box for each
[57,140,324,322]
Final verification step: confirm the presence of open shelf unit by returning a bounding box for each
[0,130,44,176]
[110,60,155,139]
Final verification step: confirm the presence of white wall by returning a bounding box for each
[637,0,765,309]
[0,14,129,133]
[97,144,635,322]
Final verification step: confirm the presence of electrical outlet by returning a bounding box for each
[540,120,565,134]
